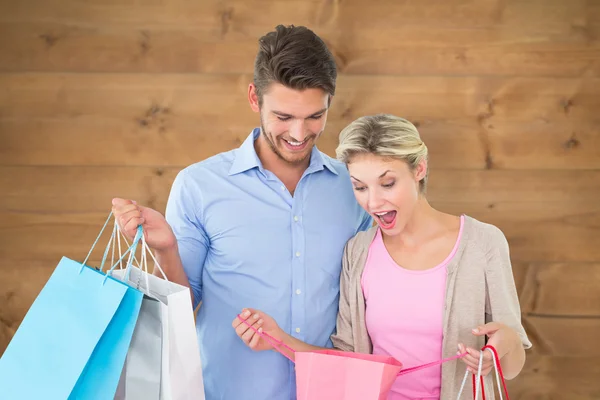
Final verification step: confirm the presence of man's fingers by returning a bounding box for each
[112,198,134,207]
[123,216,144,236]
[115,205,140,222]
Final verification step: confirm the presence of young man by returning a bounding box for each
[113,25,372,399]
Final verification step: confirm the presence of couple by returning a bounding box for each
[113,25,530,400]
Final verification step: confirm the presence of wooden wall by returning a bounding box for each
[1,0,599,398]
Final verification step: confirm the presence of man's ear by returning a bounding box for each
[248,83,260,113]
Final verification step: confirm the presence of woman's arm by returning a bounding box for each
[459,225,531,379]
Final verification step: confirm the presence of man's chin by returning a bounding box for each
[278,148,312,165]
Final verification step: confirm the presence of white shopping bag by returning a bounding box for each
[111,231,205,400]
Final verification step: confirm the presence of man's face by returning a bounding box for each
[250,83,330,166]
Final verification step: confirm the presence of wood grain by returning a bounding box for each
[505,353,600,399]
[1,74,598,171]
[1,74,598,122]
[2,115,599,170]
[524,315,600,356]
[519,263,600,317]
[1,21,597,76]
[1,0,590,31]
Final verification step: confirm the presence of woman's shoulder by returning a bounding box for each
[343,225,378,268]
[462,215,509,255]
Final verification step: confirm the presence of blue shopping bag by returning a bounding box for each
[0,216,145,400]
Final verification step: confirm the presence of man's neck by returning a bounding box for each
[255,135,310,195]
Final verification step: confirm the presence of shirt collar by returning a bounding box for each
[228,128,263,176]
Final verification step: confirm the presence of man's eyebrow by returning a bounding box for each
[308,108,328,117]
[272,110,293,118]
[271,108,328,119]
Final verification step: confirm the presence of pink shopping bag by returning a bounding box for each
[295,349,402,400]
[238,315,467,400]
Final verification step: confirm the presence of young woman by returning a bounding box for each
[232,114,531,399]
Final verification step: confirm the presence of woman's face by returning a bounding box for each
[347,153,426,235]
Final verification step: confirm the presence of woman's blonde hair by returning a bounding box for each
[335,114,429,191]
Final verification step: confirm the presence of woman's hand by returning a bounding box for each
[458,322,522,376]
[232,308,285,352]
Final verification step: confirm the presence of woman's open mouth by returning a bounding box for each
[374,210,397,229]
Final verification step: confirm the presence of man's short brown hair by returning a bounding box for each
[253,25,337,104]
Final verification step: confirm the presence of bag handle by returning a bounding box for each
[237,314,467,374]
[455,345,510,400]
[79,212,142,280]
[108,221,171,294]
[396,352,466,376]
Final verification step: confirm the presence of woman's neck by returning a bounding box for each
[383,199,447,249]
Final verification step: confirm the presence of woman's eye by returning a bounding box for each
[382,182,395,188]
[353,186,366,192]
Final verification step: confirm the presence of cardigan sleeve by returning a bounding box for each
[330,241,356,352]
[484,225,533,349]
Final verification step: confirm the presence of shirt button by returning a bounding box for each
[295,328,301,333]
[294,216,299,222]
[281,185,285,190]
[295,252,301,257]
[296,289,302,295]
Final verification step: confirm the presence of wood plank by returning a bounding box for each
[505,354,600,399]
[0,262,54,357]
[518,262,600,358]
[1,20,597,76]
[519,263,600,317]
[1,74,598,169]
[426,172,600,203]
[4,117,599,169]
[2,74,598,122]
[0,118,251,168]
[0,167,176,213]
[438,201,600,262]
[0,0,320,27]
[3,0,582,30]
[523,315,600,357]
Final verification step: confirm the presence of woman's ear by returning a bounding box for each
[414,159,428,182]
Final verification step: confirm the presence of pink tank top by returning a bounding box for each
[361,215,465,400]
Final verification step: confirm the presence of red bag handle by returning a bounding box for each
[466,345,510,400]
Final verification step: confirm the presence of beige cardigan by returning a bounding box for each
[330,215,532,400]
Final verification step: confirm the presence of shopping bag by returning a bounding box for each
[113,227,163,400]
[295,350,402,400]
[238,315,465,400]
[114,294,163,400]
[0,215,145,400]
[111,233,205,400]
